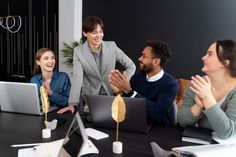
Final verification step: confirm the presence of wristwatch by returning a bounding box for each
[123,90,134,97]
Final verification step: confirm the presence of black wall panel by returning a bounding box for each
[83,0,236,79]
[0,0,58,82]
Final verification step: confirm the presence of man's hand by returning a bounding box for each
[109,69,132,93]
[109,80,120,95]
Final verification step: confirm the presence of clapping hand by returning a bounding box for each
[42,82,53,95]
[109,69,132,94]
[190,75,216,109]
[109,80,120,95]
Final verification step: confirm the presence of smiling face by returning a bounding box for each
[83,24,104,48]
[201,42,226,74]
[36,51,55,74]
[138,46,159,74]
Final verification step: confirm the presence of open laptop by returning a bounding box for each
[0,81,57,115]
[86,94,153,133]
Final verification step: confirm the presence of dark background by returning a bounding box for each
[0,0,58,82]
[1,0,236,81]
[83,0,236,79]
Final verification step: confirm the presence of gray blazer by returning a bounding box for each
[69,41,136,104]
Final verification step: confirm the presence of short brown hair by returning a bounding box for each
[82,16,104,33]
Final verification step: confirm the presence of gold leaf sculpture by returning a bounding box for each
[40,86,50,122]
[111,94,126,142]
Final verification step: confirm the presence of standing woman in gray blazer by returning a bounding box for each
[57,16,136,114]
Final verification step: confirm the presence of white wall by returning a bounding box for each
[58,0,82,75]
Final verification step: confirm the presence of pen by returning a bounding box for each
[11,143,46,148]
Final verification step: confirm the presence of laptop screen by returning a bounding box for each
[0,81,41,114]
[0,81,57,115]
[86,94,152,133]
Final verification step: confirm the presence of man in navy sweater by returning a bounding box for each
[109,40,179,124]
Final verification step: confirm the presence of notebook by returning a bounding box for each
[86,94,152,133]
[0,81,57,115]
[182,125,213,145]
[172,144,236,157]
[18,139,64,157]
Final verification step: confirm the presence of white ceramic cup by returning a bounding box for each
[113,141,123,154]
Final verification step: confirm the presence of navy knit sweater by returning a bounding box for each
[130,71,179,124]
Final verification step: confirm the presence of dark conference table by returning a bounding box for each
[0,111,193,157]
[0,111,75,156]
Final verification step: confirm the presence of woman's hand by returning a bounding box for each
[195,95,204,109]
[42,82,53,95]
[191,95,204,117]
[190,75,211,99]
[190,75,216,109]
[57,105,75,114]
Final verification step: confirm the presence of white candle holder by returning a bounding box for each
[42,128,51,138]
[113,141,123,154]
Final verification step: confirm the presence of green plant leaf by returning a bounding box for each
[61,41,80,66]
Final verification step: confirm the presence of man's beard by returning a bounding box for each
[139,62,153,73]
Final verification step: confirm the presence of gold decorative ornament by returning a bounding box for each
[40,86,50,122]
[111,94,126,142]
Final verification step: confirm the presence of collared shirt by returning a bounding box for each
[146,69,164,82]
[30,71,71,107]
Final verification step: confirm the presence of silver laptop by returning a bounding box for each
[86,94,153,133]
[0,81,57,115]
